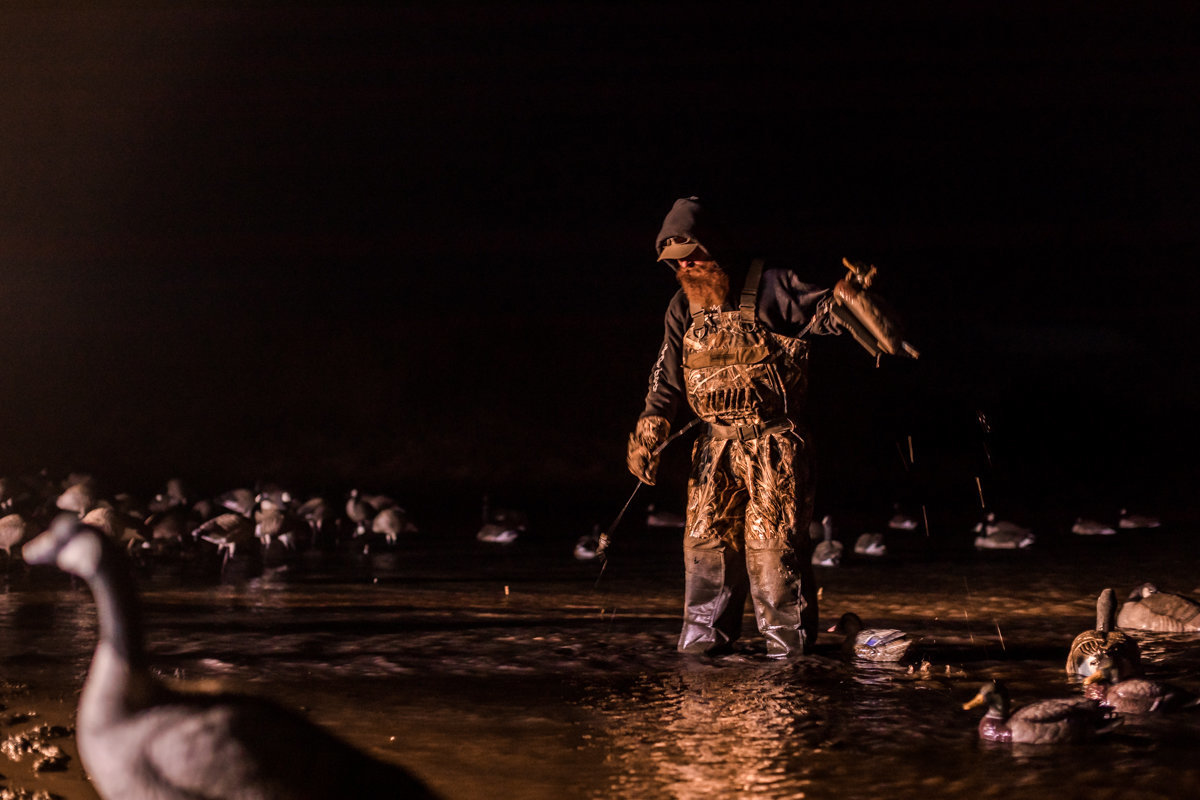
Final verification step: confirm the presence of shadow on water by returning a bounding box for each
[2,514,1200,799]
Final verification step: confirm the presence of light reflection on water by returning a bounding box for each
[1,525,1200,799]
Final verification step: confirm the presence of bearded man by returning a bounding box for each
[628,196,901,658]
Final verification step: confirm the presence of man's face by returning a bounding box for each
[676,247,716,272]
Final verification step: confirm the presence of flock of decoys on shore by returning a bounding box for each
[0,469,555,580]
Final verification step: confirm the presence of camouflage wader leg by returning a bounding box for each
[744,429,819,657]
[678,437,750,655]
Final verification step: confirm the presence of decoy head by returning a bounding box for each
[963,679,1010,715]
[829,612,863,636]
[23,514,106,579]
[1082,653,1119,686]
[1129,583,1158,601]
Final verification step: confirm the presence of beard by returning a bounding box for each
[676,262,730,309]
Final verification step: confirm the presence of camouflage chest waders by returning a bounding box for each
[678,260,820,657]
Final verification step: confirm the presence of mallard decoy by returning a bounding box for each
[22,516,438,800]
[829,612,915,662]
[1066,588,1141,679]
[962,679,1111,744]
[1117,583,1200,632]
[1082,653,1199,714]
[810,515,842,566]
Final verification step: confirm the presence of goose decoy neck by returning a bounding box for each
[26,519,148,671]
[1096,587,1117,634]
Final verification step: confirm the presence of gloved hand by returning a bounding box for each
[626,416,671,485]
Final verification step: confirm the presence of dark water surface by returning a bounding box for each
[2,514,1199,800]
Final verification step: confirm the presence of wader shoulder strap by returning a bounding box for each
[739,259,764,323]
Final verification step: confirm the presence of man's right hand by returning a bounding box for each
[626,416,671,485]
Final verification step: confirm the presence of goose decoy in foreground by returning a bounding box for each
[1117,583,1200,632]
[963,679,1112,744]
[1083,653,1200,715]
[1066,587,1141,679]
[810,516,842,567]
[23,516,438,800]
[829,612,915,662]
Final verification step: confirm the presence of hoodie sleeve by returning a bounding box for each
[758,268,842,337]
[639,290,689,424]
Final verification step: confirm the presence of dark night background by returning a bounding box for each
[2,3,1198,530]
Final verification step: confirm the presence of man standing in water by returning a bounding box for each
[627,196,911,658]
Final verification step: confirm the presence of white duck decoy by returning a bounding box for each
[810,515,842,567]
[973,512,1034,550]
[829,612,915,662]
[1116,583,1200,632]
[1066,587,1141,679]
[1117,509,1161,529]
[853,532,887,557]
[574,524,602,561]
[22,516,437,800]
[1071,518,1116,536]
[886,504,919,531]
[963,679,1111,744]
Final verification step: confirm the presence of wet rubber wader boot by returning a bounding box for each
[676,260,819,658]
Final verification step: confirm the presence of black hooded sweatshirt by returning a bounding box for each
[641,197,840,424]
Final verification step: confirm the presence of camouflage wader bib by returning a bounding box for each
[678,260,820,657]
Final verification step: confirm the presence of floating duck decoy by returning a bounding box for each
[887,504,919,531]
[1071,518,1116,536]
[477,496,525,544]
[1082,653,1199,714]
[22,516,438,799]
[1118,509,1161,530]
[853,532,887,557]
[829,612,915,662]
[1066,588,1141,679]
[810,515,842,567]
[963,679,1112,744]
[574,524,602,561]
[645,504,685,528]
[1117,583,1200,632]
[973,513,1034,550]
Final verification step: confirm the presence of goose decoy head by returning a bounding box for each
[23,514,106,578]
